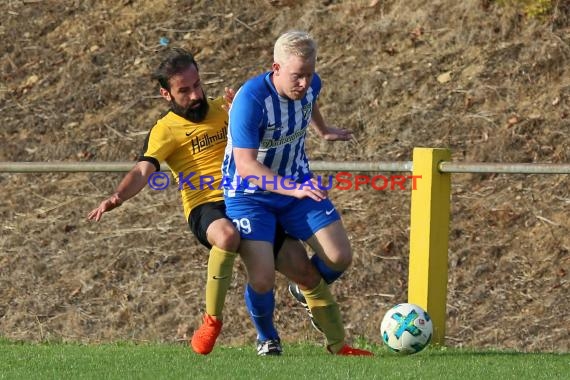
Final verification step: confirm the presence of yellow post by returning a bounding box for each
[408,147,451,345]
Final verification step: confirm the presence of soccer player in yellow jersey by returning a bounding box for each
[88,48,372,356]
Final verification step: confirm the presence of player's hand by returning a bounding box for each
[320,126,353,141]
[222,87,236,112]
[291,178,328,201]
[87,194,123,222]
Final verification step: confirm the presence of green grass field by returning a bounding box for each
[1,339,568,380]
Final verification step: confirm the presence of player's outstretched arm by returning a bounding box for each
[87,160,156,221]
[310,102,353,141]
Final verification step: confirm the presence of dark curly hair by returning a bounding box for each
[151,48,199,91]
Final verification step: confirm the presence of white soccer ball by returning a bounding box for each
[380,303,433,354]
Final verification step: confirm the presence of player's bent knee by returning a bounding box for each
[338,253,352,269]
[212,226,240,252]
[249,277,275,294]
[326,251,352,271]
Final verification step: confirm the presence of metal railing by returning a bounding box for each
[0,161,413,173]
[2,161,569,174]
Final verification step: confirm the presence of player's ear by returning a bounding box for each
[159,87,171,101]
[272,62,280,75]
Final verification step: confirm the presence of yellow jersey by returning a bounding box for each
[139,97,227,219]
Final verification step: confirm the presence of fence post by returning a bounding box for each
[408,147,451,345]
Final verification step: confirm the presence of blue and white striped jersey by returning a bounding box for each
[222,71,321,196]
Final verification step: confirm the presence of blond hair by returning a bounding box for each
[273,30,317,64]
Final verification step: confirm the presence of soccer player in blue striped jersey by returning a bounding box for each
[222,30,373,356]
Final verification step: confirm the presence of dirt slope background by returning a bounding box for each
[1,0,569,352]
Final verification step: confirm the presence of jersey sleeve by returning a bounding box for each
[228,90,264,149]
[138,121,177,171]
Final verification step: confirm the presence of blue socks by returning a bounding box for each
[310,255,344,284]
[243,257,343,342]
[244,284,279,341]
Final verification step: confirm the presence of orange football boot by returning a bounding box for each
[190,314,222,355]
[329,344,374,356]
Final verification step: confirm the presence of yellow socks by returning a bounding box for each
[205,246,237,318]
[302,279,346,353]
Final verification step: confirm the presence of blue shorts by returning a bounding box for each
[224,193,340,243]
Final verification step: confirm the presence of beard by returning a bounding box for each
[170,90,209,123]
